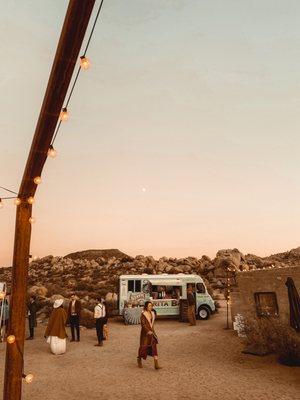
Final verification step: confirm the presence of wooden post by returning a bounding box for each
[3,1,96,399]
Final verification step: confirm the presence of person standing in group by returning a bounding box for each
[68,293,81,342]
[94,297,106,347]
[45,299,68,355]
[137,301,162,370]
[26,295,37,340]
[187,285,196,326]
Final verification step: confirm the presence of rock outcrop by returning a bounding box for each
[1,247,299,327]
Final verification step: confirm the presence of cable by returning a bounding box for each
[83,0,105,56]
[51,0,105,147]
[2,0,105,201]
[0,186,18,195]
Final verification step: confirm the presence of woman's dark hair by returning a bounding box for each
[144,301,153,311]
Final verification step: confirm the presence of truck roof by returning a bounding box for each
[119,274,203,281]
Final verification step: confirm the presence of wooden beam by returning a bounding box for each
[3,1,96,399]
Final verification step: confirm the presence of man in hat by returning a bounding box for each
[67,293,81,342]
[45,298,68,355]
[94,297,106,347]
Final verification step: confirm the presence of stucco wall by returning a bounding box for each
[230,265,300,325]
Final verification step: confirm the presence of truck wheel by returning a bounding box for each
[198,306,210,320]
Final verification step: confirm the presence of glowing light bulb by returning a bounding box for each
[0,199,3,208]
[27,197,35,205]
[80,56,90,70]
[32,255,39,261]
[23,373,34,384]
[29,217,35,224]
[14,198,21,206]
[48,145,57,158]
[60,107,69,121]
[7,335,16,344]
[0,291,5,300]
[33,176,41,185]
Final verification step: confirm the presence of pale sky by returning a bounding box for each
[1,0,300,266]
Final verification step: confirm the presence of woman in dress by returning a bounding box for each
[45,299,68,355]
[137,301,162,369]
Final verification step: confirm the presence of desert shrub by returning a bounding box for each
[244,317,300,365]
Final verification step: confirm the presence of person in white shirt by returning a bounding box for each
[94,297,106,347]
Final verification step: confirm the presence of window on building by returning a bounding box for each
[127,280,141,292]
[254,292,279,317]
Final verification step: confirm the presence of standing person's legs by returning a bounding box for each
[26,317,34,339]
[95,318,103,346]
[70,315,76,341]
[98,317,104,342]
[75,315,80,341]
[29,321,34,338]
[188,305,196,326]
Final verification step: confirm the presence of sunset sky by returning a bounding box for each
[1,0,300,266]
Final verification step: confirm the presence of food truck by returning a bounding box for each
[119,274,215,322]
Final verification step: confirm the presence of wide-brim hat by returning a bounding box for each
[53,299,64,308]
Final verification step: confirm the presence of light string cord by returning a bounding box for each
[51,0,105,147]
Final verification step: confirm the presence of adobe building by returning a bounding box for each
[230,265,300,325]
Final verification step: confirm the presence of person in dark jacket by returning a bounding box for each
[26,296,37,340]
[67,294,82,342]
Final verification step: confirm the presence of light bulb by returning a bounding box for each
[33,176,42,185]
[48,145,57,158]
[0,291,5,300]
[27,197,35,205]
[0,199,3,208]
[60,107,69,121]
[23,373,34,384]
[29,217,35,224]
[32,255,38,261]
[14,198,21,206]
[7,335,16,344]
[80,56,90,70]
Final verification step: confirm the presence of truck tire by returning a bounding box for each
[198,306,210,320]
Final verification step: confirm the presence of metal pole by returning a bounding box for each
[3,2,96,398]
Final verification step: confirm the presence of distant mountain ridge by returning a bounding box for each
[64,249,132,261]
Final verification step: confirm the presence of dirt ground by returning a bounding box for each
[0,306,299,400]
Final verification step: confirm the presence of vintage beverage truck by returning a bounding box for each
[119,274,215,323]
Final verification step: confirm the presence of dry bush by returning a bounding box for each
[244,317,300,365]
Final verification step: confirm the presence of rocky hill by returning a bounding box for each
[1,247,299,327]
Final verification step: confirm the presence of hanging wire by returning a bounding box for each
[0,186,18,195]
[51,0,105,147]
[2,0,105,201]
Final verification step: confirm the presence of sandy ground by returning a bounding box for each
[0,306,299,400]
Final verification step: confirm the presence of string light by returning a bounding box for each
[27,197,35,205]
[80,56,90,70]
[0,291,5,300]
[33,176,42,185]
[14,198,21,206]
[60,107,69,121]
[29,217,35,224]
[48,145,57,158]
[7,335,16,344]
[22,373,34,384]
